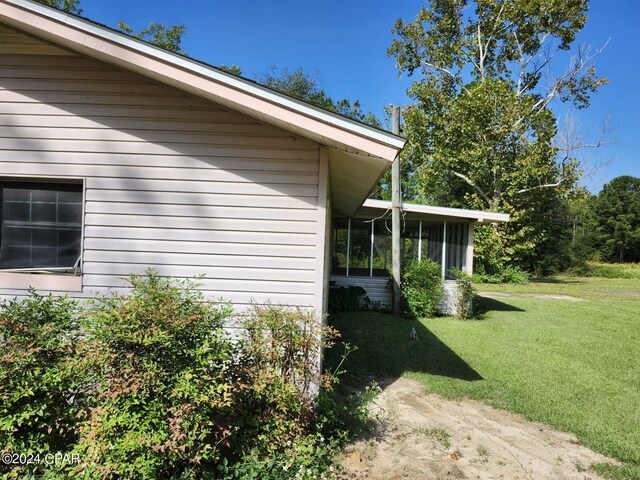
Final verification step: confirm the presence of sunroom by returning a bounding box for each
[329,199,510,306]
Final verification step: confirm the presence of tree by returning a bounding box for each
[219,64,243,76]
[118,21,186,54]
[388,0,608,274]
[594,176,640,263]
[258,67,380,127]
[33,0,81,14]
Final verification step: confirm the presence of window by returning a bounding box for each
[0,180,83,272]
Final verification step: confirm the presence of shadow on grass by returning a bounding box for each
[529,277,583,285]
[326,311,482,384]
[475,296,525,315]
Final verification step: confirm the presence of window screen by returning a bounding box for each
[0,181,83,270]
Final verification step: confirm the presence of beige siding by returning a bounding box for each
[0,38,321,310]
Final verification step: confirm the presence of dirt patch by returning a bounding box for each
[339,377,614,479]
[478,292,585,301]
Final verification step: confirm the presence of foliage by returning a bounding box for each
[118,21,187,54]
[0,277,381,478]
[565,190,600,265]
[77,271,235,479]
[33,0,81,14]
[387,0,608,274]
[450,269,475,319]
[401,260,443,318]
[567,261,640,280]
[241,303,337,400]
[328,284,370,312]
[593,176,640,263]
[258,67,381,127]
[219,65,243,76]
[0,292,84,479]
[473,265,530,284]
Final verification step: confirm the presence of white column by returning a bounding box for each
[418,220,422,262]
[346,218,351,277]
[370,220,374,277]
[441,221,447,280]
[466,222,475,275]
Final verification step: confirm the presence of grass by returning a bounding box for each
[414,426,451,448]
[327,276,640,480]
[568,261,640,280]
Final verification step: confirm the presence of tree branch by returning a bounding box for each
[452,171,491,205]
[516,180,564,194]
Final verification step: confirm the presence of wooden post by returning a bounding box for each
[392,106,401,316]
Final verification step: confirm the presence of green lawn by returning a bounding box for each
[327,277,640,480]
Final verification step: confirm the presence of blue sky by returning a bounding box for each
[78,0,639,191]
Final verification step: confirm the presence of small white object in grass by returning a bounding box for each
[410,326,419,341]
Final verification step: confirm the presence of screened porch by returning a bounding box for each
[330,217,473,280]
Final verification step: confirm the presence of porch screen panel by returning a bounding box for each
[331,218,349,275]
[372,219,390,276]
[349,219,370,276]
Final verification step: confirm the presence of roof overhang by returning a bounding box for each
[0,0,406,216]
[358,199,510,224]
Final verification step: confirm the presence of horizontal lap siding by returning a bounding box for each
[0,46,320,309]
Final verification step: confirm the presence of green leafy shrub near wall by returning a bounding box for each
[401,260,443,318]
[450,269,475,320]
[0,272,372,479]
[328,285,370,312]
[0,292,84,479]
[78,272,235,478]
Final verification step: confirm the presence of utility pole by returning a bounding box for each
[391,106,401,317]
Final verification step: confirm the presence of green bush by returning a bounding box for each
[328,285,370,312]
[77,271,235,479]
[401,260,443,318]
[473,265,530,284]
[0,275,377,479]
[0,291,84,479]
[450,269,475,320]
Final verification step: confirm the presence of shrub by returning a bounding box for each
[77,271,235,479]
[401,260,443,318]
[0,275,377,479]
[450,269,475,320]
[0,291,84,479]
[474,265,530,284]
[230,304,336,449]
[328,285,370,312]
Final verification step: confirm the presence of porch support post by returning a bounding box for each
[370,220,374,277]
[441,221,447,280]
[346,217,351,277]
[466,222,475,275]
[418,220,422,262]
[391,106,402,316]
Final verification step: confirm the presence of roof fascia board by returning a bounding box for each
[363,199,510,223]
[1,0,405,160]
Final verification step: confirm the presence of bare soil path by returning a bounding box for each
[340,377,614,480]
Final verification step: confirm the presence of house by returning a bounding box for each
[0,0,507,319]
